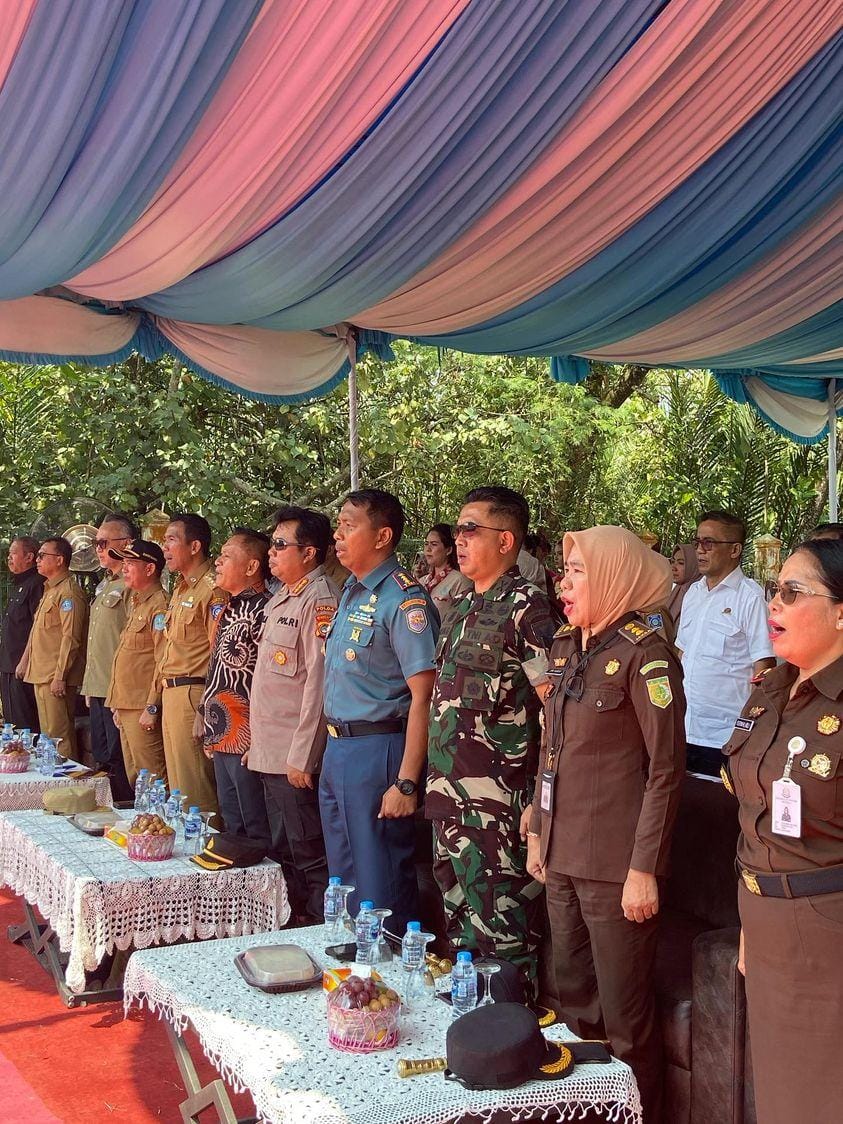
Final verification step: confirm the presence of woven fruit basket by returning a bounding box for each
[0,751,30,774]
[127,814,176,861]
[326,976,401,1053]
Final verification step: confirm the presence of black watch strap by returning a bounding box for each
[394,777,417,796]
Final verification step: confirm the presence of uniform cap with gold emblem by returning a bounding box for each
[107,538,165,570]
[444,1004,573,1090]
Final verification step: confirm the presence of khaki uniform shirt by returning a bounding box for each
[530,614,686,882]
[725,657,843,875]
[24,573,89,686]
[106,585,169,710]
[81,573,132,698]
[248,566,339,775]
[156,561,221,682]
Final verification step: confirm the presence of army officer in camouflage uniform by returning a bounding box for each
[426,487,559,991]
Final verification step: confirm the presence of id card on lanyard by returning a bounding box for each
[771,737,804,838]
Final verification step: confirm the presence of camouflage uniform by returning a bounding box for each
[425,566,558,987]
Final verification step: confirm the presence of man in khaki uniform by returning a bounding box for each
[81,514,135,800]
[17,537,88,755]
[157,514,222,816]
[248,506,339,922]
[106,539,168,787]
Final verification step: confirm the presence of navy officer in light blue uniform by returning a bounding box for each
[321,488,439,934]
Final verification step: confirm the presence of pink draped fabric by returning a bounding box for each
[0,296,139,355]
[154,318,348,398]
[358,0,843,334]
[582,200,843,362]
[68,0,470,301]
[0,0,37,91]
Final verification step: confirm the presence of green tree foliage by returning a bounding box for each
[0,347,832,558]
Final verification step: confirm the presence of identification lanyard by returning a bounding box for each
[771,736,805,838]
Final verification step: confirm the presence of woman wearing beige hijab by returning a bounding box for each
[526,526,686,1124]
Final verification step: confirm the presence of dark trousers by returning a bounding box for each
[319,731,418,935]
[0,671,39,732]
[545,870,663,1124]
[261,772,329,922]
[213,752,271,846]
[89,697,133,802]
[685,742,724,778]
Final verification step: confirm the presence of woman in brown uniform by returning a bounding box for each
[723,537,843,1124]
[526,526,686,1123]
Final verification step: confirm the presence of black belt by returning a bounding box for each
[737,860,843,899]
[326,719,407,739]
[163,676,206,689]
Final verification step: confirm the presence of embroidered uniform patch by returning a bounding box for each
[405,607,428,633]
[645,675,673,709]
[60,598,73,611]
[400,597,427,610]
[639,660,669,676]
[646,613,663,629]
[211,603,225,620]
[273,650,288,666]
[152,612,166,631]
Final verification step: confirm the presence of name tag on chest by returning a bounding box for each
[771,779,801,837]
[539,769,555,814]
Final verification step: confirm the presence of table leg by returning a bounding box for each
[8,899,123,1008]
[165,1022,257,1124]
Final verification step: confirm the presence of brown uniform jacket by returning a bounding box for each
[530,614,686,882]
[724,656,843,875]
[248,566,339,775]
[24,573,89,686]
[106,585,169,710]
[156,561,221,683]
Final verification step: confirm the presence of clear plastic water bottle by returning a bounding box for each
[133,769,150,811]
[183,806,203,855]
[149,779,167,817]
[38,737,57,776]
[354,901,378,965]
[323,876,343,942]
[401,921,424,972]
[163,788,184,829]
[0,727,12,752]
[451,951,477,1018]
[20,728,32,751]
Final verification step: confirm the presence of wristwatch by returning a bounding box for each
[145,704,159,715]
[394,777,417,796]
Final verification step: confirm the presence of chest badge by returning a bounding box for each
[805,753,832,779]
[748,706,765,718]
[553,656,568,668]
[351,627,362,642]
[273,650,288,666]
[817,715,841,736]
[604,659,620,676]
[345,648,357,661]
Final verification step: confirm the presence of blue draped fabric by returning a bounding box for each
[0,0,260,299]
[139,0,663,326]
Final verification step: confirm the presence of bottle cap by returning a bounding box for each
[456,950,472,963]
[359,900,374,911]
[189,805,199,813]
[407,921,421,932]
[138,769,149,775]
[328,875,341,885]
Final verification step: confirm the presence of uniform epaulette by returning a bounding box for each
[618,618,657,645]
[290,575,310,596]
[392,569,419,592]
[719,765,736,797]
[553,623,575,638]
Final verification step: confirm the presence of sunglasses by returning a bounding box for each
[768,580,836,606]
[692,537,741,551]
[36,552,60,560]
[452,522,508,537]
[95,537,130,549]
[271,537,305,551]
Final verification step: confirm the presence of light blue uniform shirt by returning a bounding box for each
[323,556,439,722]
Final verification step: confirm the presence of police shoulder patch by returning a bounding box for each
[619,619,656,644]
[152,612,167,632]
[60,598,73,612]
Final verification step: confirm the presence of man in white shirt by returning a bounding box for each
[676,510,775,776]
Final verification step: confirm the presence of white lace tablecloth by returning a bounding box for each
[0,763,113,811]
[0,810,289,993]
[124,928,642,1124]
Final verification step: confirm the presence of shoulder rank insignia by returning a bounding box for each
[553,623,575,638]
[645,675,673,709]
[750,668,773,685]
[817,714,841,736]
[719,765,735,797]
[290,576,309,596]
[604,659,620,676]
[619,619,656,645]
[392,569,417,591]
[749,706,765,718]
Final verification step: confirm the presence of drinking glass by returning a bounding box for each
[476,962,501,1007]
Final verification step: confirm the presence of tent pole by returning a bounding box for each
[829,378,838,522]
[348,355,360,491]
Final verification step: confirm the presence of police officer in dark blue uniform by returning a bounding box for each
[321,489,439,933]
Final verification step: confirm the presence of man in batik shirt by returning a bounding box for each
[198,529,271,843]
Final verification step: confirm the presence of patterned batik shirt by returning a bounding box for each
[201,587,270,755]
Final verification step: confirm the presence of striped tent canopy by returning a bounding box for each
[0,0,841,441]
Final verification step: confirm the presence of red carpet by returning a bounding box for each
[0,888,255,1123]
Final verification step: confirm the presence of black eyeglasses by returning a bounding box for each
[692,537,741,551]
[452,522,508,537]
[95,536,129,549]
[271,537,305,551]
[768,581,836,606]
[36,552,60,560]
